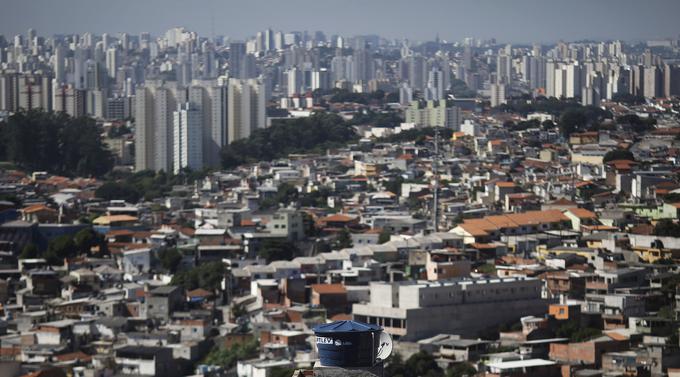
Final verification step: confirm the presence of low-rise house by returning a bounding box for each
[311,283,348,316]
[114,345,178,377]
[144,286,185,321]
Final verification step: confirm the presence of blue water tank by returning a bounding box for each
[313,320,382,367]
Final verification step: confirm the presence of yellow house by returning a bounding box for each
[632,246,680,263]
[537,245,596,261]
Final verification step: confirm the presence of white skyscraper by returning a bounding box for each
[496,52,512,84]
[53,83,85,117]
[490,83,507,107]
[286,67,302,96]
[425,69,445,101]
[188,82,228,168]
[399,83,413,105]
[564,62,582,98]
[408,55,427,91]
[546,61,557,98]
[311,69,330,91]
[106,47,118,80]
[135,80,182,172]
[227,78,266,143]
[53,44,66,84]
[73,47,87,90]
[173,103,203,174]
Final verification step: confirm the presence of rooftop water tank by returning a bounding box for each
[313,320,384,368]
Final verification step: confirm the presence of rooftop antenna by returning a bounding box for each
[433,127,440,233]
[209,0,215,42]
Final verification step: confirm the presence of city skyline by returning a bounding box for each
[2,1,680,376]
[2,0,680,43]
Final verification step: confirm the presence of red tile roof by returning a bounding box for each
[311,283,347,294]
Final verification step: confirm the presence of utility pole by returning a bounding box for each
[433,127,440,233]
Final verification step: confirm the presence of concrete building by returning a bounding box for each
[17,72,53,111]
[353,277,549,341]
[115,346,179,377]
[663,63,680,98]
[643,66,662,98]
[186,82,229,168]
[227,78,266,142]
[144,285,185,321]
[172,102,203,174]
[134,80,182,172]
[490,83,506,107]
[404,100,461,129]
[53,84,86,117]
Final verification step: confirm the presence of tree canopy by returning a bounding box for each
[654,220,680,237]
[171,261,225,291]
[95,170,206,203]
[201,339,259,369]
[0,110,113,177]
[603,149,635,163]
[385,351,471,377]
[257,239,299,263]
[157,247,183,273]
[221,113,358,169]
[381,127,454,144]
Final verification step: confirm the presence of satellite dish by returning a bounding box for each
[376,331,393,361]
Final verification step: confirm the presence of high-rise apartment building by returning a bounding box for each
[490,83,507,107]
[173,102,203,174]
[425,69,445,101]
[664,63,680,98]
[227,78,266,142]
[106,47,118,80]
[135,80,182,172]
[16,72,52,111]
[53,83,86,117]
[229,42,246,79]
[405,100,461,129]
[188,81,228,168]
[643,66,662,98]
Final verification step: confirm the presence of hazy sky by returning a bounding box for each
[1,0,680,43]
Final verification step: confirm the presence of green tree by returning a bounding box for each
[616,114,655,133]
[261,183,299,209]
[171,261,225,291]
[20,244,39,259]
[73,228,102,255]
[378,229,392,244]
[385,353,406,377]
[404,351,443,377]
[556,320,601,342]
[96,169,208,203]
[446,362,477,377]
[157,248,182,273]
[559,109,587,137]
[95,181,141,203]
[653,220,680,237]
[334,228,353,249]
[231,302,248,320]
[269,367,295,377]
[257,239,299,263]
[0,109,113,177]
[202,339,259,368]
[221,113,358,169]
[603,149,635,163]
[45,235,76,265]
[299,187,332,208]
